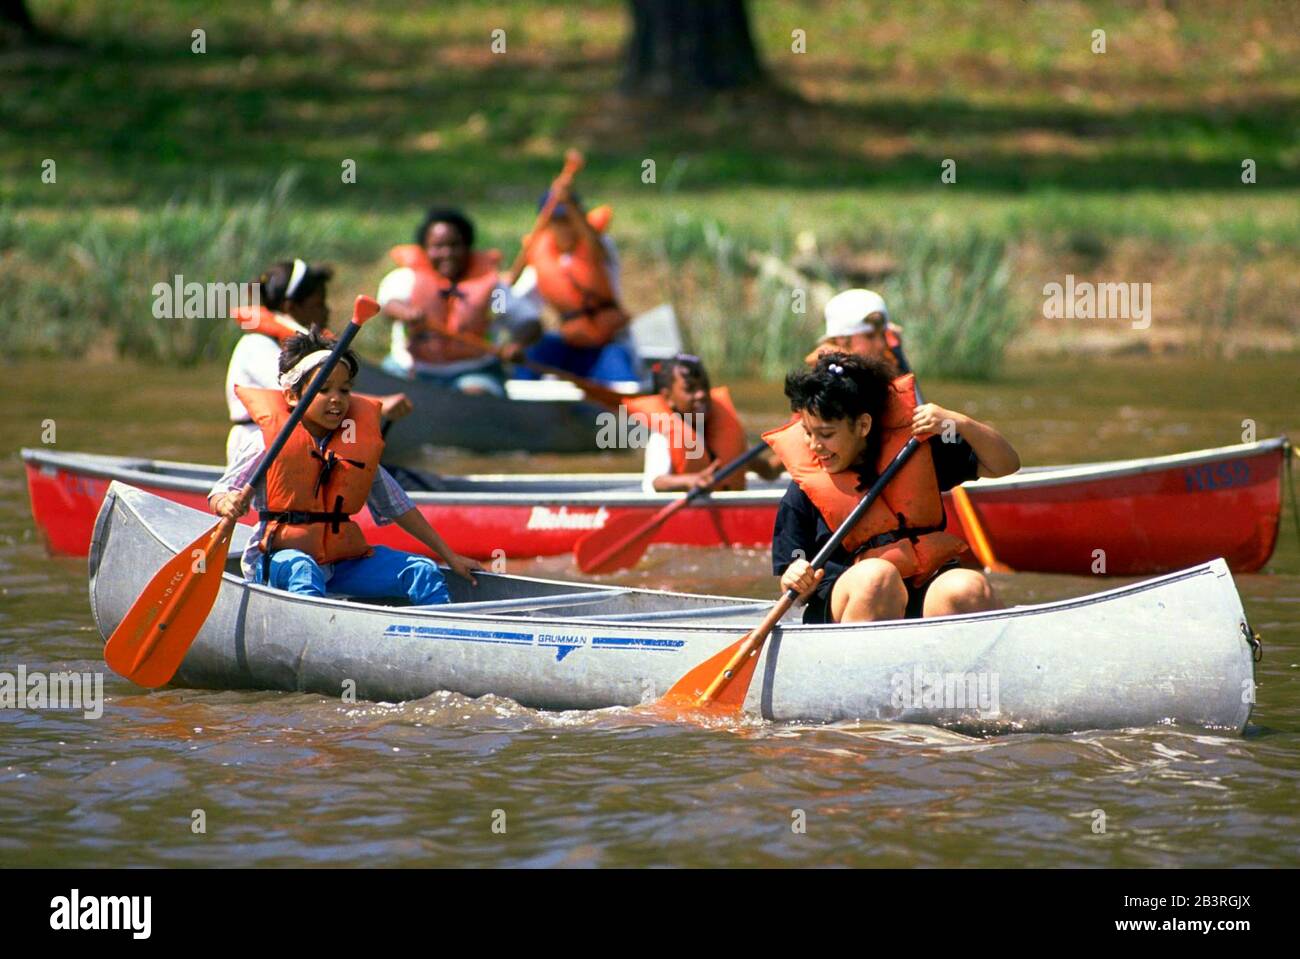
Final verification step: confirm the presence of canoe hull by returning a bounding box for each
[88,484,1257,735]
[354,362,610,456]
[27,437,1289,575]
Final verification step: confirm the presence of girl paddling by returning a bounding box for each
[626,353,782,493]
[768,352,1019,623]
[226,259,411,462]
[211,331,481,603]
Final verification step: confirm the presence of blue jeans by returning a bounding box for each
[255,545,451,605]
[381,354,507,396]
[514,332,639,383]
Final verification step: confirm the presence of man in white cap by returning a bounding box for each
[804,288,905,374]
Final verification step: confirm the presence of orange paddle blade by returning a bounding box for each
[575,509,672,574]
[657,633,763,716]
[352,295,380,324]
[103,520,235,688]
[951,485,1014,574]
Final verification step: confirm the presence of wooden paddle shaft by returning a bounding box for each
[509,150,585,282]
[693,436,924,707]
[127,517,235,674]
[809,436,922,569]
[890,346,1009,572]
[698,591,797,702]
[683,441,767,503]
[252,314,370,490]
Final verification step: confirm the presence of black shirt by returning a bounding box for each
[771,435,980,613]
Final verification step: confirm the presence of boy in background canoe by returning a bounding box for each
[378,208,542,395]
[211,331,481,603]
[626,353,783,493]
[769,352,1019,623]
[512,186,640,385]
[226,259,411,463]
[804,289,906,375]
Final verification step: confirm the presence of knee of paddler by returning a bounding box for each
[844,557,906,596]
[932,568,995,611]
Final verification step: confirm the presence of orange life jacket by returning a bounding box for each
[231,306,308,342]
[762,374,967,583]
[624,387,750,491]
[527,210,629,348]
[233,386,385,567]
[390,245,501,366]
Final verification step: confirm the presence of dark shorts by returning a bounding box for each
[801,559,963,625]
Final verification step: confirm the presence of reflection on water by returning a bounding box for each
[2,356,1298,866]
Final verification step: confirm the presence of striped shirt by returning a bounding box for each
[211,430,415,581]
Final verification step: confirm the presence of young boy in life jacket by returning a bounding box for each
[803,289,905,376]
[512,187,640,385]
[769,352,1020,624]
[226,259,412,463]
[378,208,543,396]
[210,331,482,603]
[626,354,783,493]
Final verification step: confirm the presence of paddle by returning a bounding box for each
[575,441,768,574]
[508,149,585,284]
[660,436,924,715]
[421,316,630,408]
[104,295,382,688]
[892,339,1013,574]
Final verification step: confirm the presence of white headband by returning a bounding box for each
[284,258,309,301]
[278,349,335,390]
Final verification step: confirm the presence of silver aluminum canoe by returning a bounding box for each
[88,483,1257,735]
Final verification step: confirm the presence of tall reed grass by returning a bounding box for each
[0,172,350,364]
[650,213,1022,380]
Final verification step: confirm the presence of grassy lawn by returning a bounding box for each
[1,0,1297,373]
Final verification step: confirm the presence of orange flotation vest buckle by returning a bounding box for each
[233,386,386,571]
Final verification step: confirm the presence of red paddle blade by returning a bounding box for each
[574,511,660,574]
[103,522,234,688]
[655,633,763,717]
[352,295,380,325]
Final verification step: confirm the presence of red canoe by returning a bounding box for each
[20,438,1289,575]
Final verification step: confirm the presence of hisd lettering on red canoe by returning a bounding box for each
[525,506,609,530]
[1184,460,1249,491]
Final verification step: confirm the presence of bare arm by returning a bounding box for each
[913,404,1020,478]
[392,508,482,584]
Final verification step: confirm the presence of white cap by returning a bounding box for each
[822,289,889,340]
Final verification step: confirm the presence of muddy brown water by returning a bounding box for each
[2,355,1298,866]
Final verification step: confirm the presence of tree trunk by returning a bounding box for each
[623,0,764,97]
[0,0,37,33]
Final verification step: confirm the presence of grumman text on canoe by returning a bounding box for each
[0,666,103,719]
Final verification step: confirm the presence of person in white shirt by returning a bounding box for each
[225,259,411,463]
